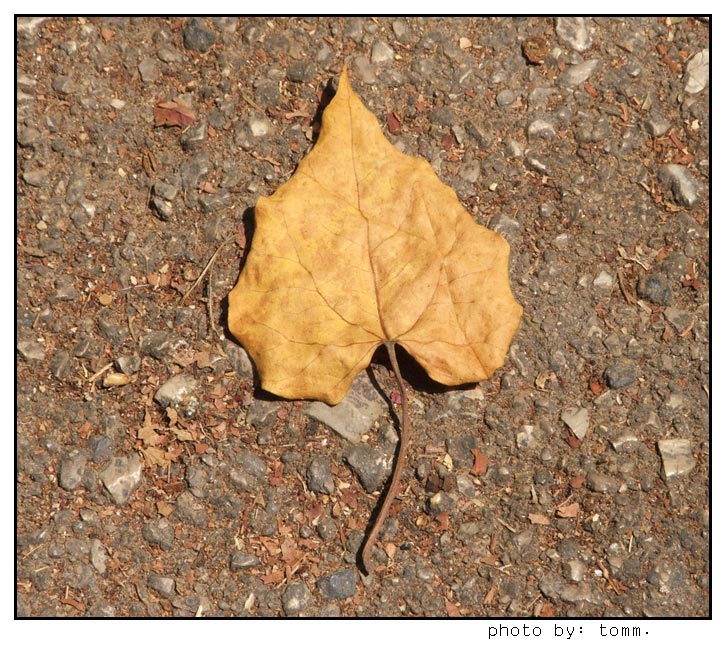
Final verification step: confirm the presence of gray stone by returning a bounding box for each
[586,470,623,494]
[556,17,593,52]
[604,361,638,389]
[561,407,590,440]
[148,575,175,597]
[593,270,614,290]
[89,539,108,574]
[59,449,88,491]
[445,433,479,469]
[46,338,71,371]
[527,118,556,140]
[371,41,395,64]
[658,164,702,207]
[97,308,129,345]
[138,57,160,83]
[664,307,695,333]
[230,551,261,570]
[181,120,208,152]
[684,49,709,94]
[317,569,357,600]
[306,456,335,494]
[22,169,50,187]
[154,374,200,418]
[516,425,536,451]
[183,18,216,52]
[351,55,376,85]
[151,197,173,220]
[496,89,516,107]
[234,450,267,481]
[658,438,696,479]
[222,338,252,379]
[65,176,87,205]
[153,180,179,201]
[459,159,480,183]
[637,273,673,306]
[644,112,671,137]
[489,214,521,239]
[139,331,186,360]
[17,339,46,362]
[198,188,231,212]
[344,445,390,493]
[427,490,457,516]
[557,59,600,88]
[316,516,338,541]
[100,455,143,505]
[282,582,314,615]
[540,573,606,605]
[181,151,210,193]
[246,399,281,430]
[174,491,207,527]
[248,115,272,138]
[305,373,386,443]
[115,354,141,375]
[287,61,315,83]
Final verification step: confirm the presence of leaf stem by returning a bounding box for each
[360,340,411,574]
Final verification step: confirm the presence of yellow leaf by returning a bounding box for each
[228,65,522,405]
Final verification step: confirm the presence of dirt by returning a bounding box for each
[16,17,709,618]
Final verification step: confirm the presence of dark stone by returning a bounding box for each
[605,361,638,389]
[183,18,216,52]
[306,456,335,494]
[317,568,357,600]
[344,445,389,493]
[637,273,672,306]
[287,61,315,83]
[142,518,175,551]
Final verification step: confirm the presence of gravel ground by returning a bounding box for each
[16,17,709,618]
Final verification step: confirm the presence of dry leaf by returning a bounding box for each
[528,512,550,526]
[228,65,522,405]
[153,98,195,128]
[557,501,580,518]
[470,448,489,477]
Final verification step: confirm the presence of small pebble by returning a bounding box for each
[371,41,395,64]
[183,18,216,52]
[230,551,261,570]
[556,17,593,52]
[138,57,160,83]
[287,61,315,83]
[527,118,556,140]
[22,169,50,188]
[148,575,175,598]
[586,470,623,494]
[59,449,88,491]
[154,375,200,417]
[344,445,390,493]
[89,539,108,574]
[282,582,314,615]
[561,407,589,440]
[684,49,709,94]
[17,340,46,362]
[306,457,335,494]
[557,59,599,88]
[658,164,702,207]
[637,273,672,306]
[304,374,386,443]
[605,361,638,389]
[658,438,696,479]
